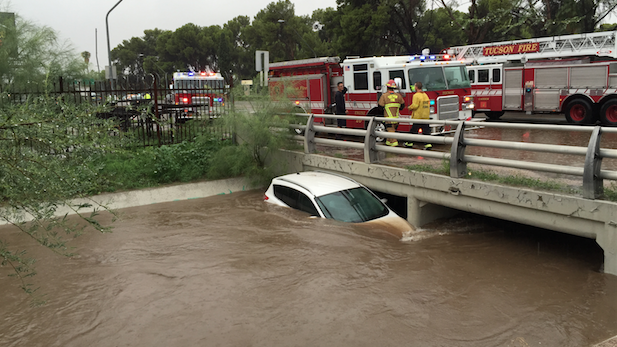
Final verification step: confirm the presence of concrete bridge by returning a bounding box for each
[277,149,617,275]
[278,115,617,275]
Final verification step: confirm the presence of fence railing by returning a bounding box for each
[290,114,617,200]
[1,77,233,147]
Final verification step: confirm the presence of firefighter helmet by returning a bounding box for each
[386,79,397,89]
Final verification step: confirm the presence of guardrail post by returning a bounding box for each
[450,121,467,178]
[583,126,603,199]
[363,117,379,164]
[304,114,316,154]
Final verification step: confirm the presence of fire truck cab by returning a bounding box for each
[450,31,617,126]
[171,71,226,122]
[342,54,474,131]
[269,54,475,134]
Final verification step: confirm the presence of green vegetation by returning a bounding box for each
[90,135,232,194]
[405,161,585,197]
[208,91,299,187]
[466,170,576,194]
[405,159,450,176]
[605,183,617,201]
[0,97,121,301]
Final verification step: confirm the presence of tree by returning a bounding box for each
[222,16,256,81]
[0,97,122,300]
[156,23,222,73]
[0,14,87,91]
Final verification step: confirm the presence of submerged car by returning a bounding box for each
[264,171,415,239]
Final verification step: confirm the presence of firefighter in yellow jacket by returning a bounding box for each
[378,80,405,147]
[407,81,432,150]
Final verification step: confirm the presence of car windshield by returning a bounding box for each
[315,187,388,223]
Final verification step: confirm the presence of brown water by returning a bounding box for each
[1,191,616,347]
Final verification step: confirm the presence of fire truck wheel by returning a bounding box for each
[564,99,595,125]
[485,111,504,120]
[600,100,617,126]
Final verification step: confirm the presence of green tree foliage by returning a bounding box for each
[244,0,304,62]
[416,8,467,52]
[208,89,296,187]
[0,98,122,298]
[222,16,255,81]
[0,15,87,91]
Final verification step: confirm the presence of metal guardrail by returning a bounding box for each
[290,114,617,200]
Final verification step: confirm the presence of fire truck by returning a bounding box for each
[171,71,226,122]
[268,54,475,134]
[448,31,617,125]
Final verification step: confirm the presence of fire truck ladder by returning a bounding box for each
[450,31,617,64]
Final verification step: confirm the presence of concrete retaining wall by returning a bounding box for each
[0,177,251,226]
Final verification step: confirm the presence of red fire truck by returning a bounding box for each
[448,31,617,125]
[171,71,226,122]
[268,54,475,134]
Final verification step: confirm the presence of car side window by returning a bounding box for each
[273,185,319,216]
[297,194,319,216]
[273,185,299,208]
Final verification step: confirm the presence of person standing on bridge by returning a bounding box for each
[407,81,432,150]
[334,82,348,140]
[378,80,405,147]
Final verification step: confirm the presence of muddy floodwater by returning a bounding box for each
[1,190,617,347]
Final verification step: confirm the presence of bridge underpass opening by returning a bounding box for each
[371,190,407,219]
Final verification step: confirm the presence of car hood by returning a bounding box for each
[359,212,416,239]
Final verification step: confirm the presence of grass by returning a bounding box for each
[404,159,591,198]
[88,134,233,195]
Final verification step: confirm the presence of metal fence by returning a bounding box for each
[0,76,233,147]
[291,114,617,200]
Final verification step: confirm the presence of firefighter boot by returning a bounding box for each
[423,143,433,150]
[386,140,399,147]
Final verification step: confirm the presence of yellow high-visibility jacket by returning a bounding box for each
[409,91,430,119]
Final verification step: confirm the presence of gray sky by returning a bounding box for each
[4,0,337,71]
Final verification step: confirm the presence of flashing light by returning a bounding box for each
[182,97,189,103]
[408,54,452,63]
[200,72,207,76]
[464,96,472,102]
[188,72,195,76]
[295,100,300,105]
[429,100,435,106]
[418,128,423,134]
[215,97,223,102]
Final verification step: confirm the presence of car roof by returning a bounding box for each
[272,171,361,197]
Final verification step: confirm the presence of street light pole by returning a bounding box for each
[106,0,124,90]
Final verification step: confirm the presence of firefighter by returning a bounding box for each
[407,81,432,150]
[378,79,405,147]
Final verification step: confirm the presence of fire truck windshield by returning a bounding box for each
[408,66,470,91]
[173,80,224,90]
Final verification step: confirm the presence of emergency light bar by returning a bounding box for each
[408,54,451,62]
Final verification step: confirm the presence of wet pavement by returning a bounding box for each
[1,190,616,346]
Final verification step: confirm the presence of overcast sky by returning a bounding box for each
[3,0,337,71]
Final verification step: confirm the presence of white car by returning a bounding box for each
[264,171,415,239]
